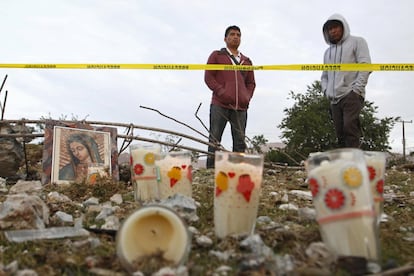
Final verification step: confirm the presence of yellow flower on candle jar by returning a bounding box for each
[342,166,362,188]
[215,171,228,196]
[167,166,182,187]
[144,152,156,165]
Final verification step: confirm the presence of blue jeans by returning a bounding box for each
[206,104,247,168]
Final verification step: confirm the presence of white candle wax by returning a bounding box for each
[308,158,379,260]
[155,153,192,199]
[130,145,160,202]
[116,205,190,273]
[214,158,263,239]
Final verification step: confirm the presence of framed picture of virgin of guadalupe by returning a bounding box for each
[50,126,112,185]
[42,120,119,185]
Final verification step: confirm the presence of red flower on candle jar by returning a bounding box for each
[167,166,182,187]
[237,174,255,202]
[376,179,384,194]
[343,167,362,188]
[324,188,345,210]
[367,166,376,181]
[133,164,144,175]
[308,178,319,197]
[215,171,229,196]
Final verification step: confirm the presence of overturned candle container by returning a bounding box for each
[116,205,191,274]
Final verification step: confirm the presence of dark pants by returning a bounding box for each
[330,91,364,148]
[206,104,247,168]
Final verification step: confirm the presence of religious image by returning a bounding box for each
[51,126,111,184]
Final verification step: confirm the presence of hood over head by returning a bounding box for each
[323,14,350,45]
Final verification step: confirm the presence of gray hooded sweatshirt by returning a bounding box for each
[321,14,371,104]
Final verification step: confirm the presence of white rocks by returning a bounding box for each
[53,211,73,223]
[278,203,299,211]
[110,194,123,205]
[83,197,100,207]
[100,215,120,230]
[298,207,317,221]
[196,235,213,248]
[47,191,72,203]
[288,190,312,201]
[9,180,42,195]
[0,194,49,229]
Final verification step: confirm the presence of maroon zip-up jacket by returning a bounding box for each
[204,48,256,111]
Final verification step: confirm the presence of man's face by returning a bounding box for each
[327,23,343,44]
[224,29,241,48]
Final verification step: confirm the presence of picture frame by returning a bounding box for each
[42,120,119,185]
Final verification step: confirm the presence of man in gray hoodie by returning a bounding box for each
[321,14,371,148]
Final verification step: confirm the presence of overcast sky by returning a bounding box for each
[1,0,413,155]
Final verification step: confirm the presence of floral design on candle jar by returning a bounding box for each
[366,164,384,199]
[214,151,264,239]
[324,188,346,210]
[376,179,384,194]
[133,164,145,176]
[308,164,369,217]
[215,171,229,196]
[156,151,192,199]
[215,172,255,202]
[368,166,376,180]
[342,166,363,188]
[144,152,156,165]
[306,148,380,261]
[129,144,161,202]
[167,166,182,187]
[308,177,319,197]
[165,165,192,187]
[131,152,156,178]
[237,174,255,202]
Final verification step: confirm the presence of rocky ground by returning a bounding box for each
[0,145,414,275]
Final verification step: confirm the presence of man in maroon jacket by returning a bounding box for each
[204,25,256,168]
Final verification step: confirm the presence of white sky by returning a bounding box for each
[1,0,413,154]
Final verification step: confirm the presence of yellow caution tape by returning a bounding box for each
[0,63,413,71]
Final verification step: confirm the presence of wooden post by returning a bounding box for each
[398,120,412,161]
